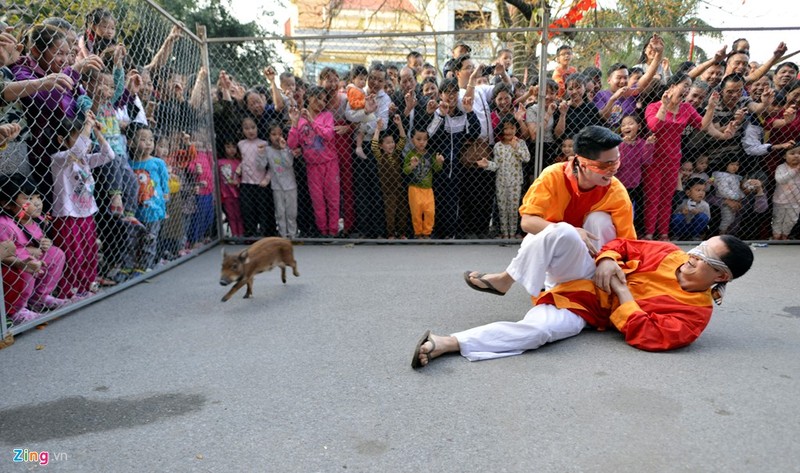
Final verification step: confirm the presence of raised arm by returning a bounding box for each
[145,25,183,72]
[689,46,727,80]
[631,34,665,94]
[263,66,284,113]
[746,42,789,83]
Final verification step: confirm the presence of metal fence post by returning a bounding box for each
[196,24,226,244]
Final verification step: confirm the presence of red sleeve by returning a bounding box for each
[596,238,680,273]
[610,298,712,351]
[645,101,664,133]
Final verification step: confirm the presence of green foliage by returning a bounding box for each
[0,0,190,72]
[158,0,284,87]
[0,0,283,88]
[568,0,721,71]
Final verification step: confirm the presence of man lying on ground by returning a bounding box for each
[412,224,753,368]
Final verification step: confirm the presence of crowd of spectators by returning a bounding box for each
[1,11,213,326]
[210,34,800,245]
[2,7,800,328]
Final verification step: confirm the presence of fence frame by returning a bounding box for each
[3,3,799,346]
[207,22,800,246]
[0,0,223,343]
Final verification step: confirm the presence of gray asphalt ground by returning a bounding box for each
[0,241,798,472]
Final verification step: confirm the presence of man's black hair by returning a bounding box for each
[718,235,754,279]
[776,62,799,74]
[453,54,471,72]
[573,126,623,160]
[606,63,628,76]
[720,73,746,91]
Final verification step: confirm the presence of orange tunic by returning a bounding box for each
[535,239,714,351]
[552,65,577,98]
[518,159,636,239]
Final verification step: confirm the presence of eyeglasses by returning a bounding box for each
[577,155,620,175]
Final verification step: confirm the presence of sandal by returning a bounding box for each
[463,271,506,296]
[411,330,436,369]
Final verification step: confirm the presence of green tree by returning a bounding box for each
[570,0,720,71]
[157,0,284,87]
[494,0,720,79]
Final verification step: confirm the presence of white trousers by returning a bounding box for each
[454,221,602,361]
[511,211,617,294]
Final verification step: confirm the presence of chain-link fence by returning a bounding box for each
[0,0,218,340]
[207,25,800,244]
[3,0,799,341]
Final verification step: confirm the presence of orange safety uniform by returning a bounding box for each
[535,239,714,351]
[519,159,636,240]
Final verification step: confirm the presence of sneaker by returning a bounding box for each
[28,295,70,312]
[71,292,93,301]
[111,268,133,284]
[10,308,44,324]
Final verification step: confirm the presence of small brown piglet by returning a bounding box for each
[219,237,299,302]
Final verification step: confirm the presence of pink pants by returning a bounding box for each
[222,198,244,237]
[307,160,341,235]
[52,216,98,297]
[2,246,65,313]
[643,160,679,236]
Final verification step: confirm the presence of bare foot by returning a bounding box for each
[466,271,514,294]
[418,333,459,367]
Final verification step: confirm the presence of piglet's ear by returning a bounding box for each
[239,250,248,262]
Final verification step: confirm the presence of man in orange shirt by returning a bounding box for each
[411,229,753,368]
[464,125,634,297]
